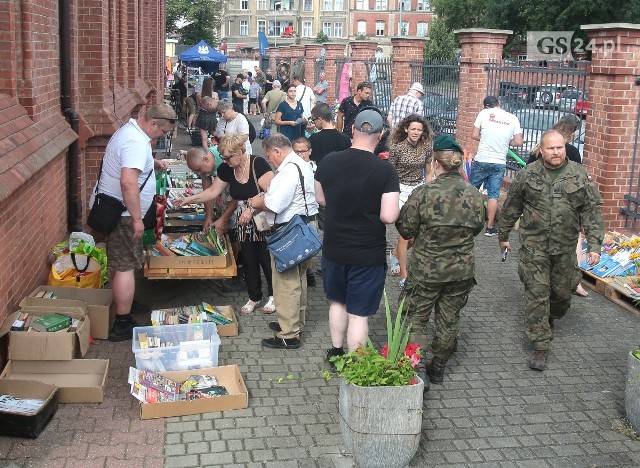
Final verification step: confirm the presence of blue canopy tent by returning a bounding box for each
[179,40,227,73]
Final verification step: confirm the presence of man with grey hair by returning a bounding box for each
[313,72,329,104]
[387,82,425,129]
[248,133,319,349]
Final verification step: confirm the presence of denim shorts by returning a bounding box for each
[470,161,506,199]
[321,257,386,317]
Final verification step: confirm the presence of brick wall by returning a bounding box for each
[390,37,426,100]
[0,0,165,325]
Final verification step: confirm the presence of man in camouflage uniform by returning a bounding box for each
[498,130,604,371]
[397,135,486,389]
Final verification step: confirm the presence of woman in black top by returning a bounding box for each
[175,135,276,314]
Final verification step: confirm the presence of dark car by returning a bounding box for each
[423,93,457,119]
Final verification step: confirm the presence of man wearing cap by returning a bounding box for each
[89,104,175,342]
[337,81,373,139]
[396,134,485,389]
[315,109,400,368]
[470,96,523,237]
[387,82,425,129]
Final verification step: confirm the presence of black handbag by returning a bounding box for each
[87,159,153,235]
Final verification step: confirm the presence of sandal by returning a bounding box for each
[241,299,260,315]
[574,284,589,297]
[262,296,276,314]
[389,251,400,276]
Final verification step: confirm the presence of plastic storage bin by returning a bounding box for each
[132,322,220,372]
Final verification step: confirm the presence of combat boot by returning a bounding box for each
[416,362,430,393]
[529,350,548,371]
[426,357,446,384]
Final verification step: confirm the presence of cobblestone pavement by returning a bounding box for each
[1,121,640,467]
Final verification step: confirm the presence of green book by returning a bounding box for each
[31,314,72,332]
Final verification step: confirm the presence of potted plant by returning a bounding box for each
[626,347,640,433]
[331,292,424,468]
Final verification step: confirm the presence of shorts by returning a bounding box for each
[186,96,196,114]
[321,257,387,317]
[470,161,506,199]
[399,182,420,208]
[249,97,257,105]
[107,217,144,272]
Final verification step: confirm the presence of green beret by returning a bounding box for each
[433,134,464,153]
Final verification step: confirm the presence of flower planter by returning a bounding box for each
[626,351,640,432]
[339,377,424,468]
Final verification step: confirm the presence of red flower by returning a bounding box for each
[410,377,417,385]
[380,344,389,359]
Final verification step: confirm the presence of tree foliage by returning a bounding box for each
[424,17,457,61]
[166,0,225,46]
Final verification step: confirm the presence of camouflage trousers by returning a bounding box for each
[400,278,475,363]
[517,246,582,351]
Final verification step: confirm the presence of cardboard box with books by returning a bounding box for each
[0,305,90,360]
[129,364,248,419]
[0,360,108,403]
[150,303,238,337]
[0,379,58,438]
[24,286,115,340]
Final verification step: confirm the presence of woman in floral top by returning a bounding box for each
[388,114,434,287]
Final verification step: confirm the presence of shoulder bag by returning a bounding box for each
[265,163,322,272]
[87,159,154,235]
[250,158,271,232]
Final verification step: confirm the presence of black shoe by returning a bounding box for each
[306,271,316,287]
[262,336,301,349]
[130,299,151,315]
[417,364,430,393]
[484,225,499,237]
[426,357,446,384]
[109,316,137,342]
[268,321,282,332]
[529,350,548,371]
[326,347,345,372]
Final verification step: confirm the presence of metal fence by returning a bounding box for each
[365,58,393,114]
[313,54,325,86]
[293,56,306,82]
[409,59,460,135]
[622,78,640,230]
[486,60,590,172]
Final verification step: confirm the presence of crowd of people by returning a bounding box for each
[91,73,604,387]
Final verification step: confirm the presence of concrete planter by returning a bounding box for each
[626,351,640,433]
[339,377,424,468]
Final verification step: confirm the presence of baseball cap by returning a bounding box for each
[409,82,425,94]
[433,134,464,153]
[273,80,282,86]
[353,109,384,134]
[483,96,499,108]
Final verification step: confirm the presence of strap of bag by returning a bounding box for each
[94,158,153,195]
[70,253,90,273]
[297,85,307,103]
[272,161,310,225]
[251,157,261,194]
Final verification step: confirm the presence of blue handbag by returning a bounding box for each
[265,164,322,273]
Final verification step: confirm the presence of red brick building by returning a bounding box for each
[0,0,166,324]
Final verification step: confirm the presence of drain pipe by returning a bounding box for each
[59,0,82,232]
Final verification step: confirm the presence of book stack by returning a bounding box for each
[581,232,640,278]
[150,302,234,327]
[128,367,228,404]
[148,229,227,258]
[31,314,72,333]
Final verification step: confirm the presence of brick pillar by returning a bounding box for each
[265,48,277,72]
[350,40,378,93]
[323,42,347,104]
[390,37,427,101]
[290,45,305,82]
[454,29,511,155]
[304,44,323,87]
[581,24,640,230]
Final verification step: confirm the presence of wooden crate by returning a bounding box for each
[581,269,640,317]
[580,269,612,295]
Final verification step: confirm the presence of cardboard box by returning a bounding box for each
[215,305,238,337]
[24,286,115,340]
[138,365,248,419]
[0,379,58,438]
[147,249,229,269]
[1,359,109,403]
[0,306,90,360]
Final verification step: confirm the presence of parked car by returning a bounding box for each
[512,109,570,158]
[534,83,578,108]
[432,110,457,135]
[574,93,589,118]
[423,93,457,120]
[558,89,585,113]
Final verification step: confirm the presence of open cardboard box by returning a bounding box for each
[0,305,90,360]
[147,233,231,270]
[23,286,115,340]
[138,365,248,419]
[1,359,109,403]
[0,379,58,438]
[214,305,238,337]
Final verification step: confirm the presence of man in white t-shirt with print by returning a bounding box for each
[470,96,523,237]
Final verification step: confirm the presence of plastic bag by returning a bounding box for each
[48,253,101,289]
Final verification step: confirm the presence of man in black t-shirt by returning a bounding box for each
[213,64,231,99]
[314,109,400,368]
[231,74,247,113]
[309,103,351,164]
[337,81,373,139]
[264,69,274,93]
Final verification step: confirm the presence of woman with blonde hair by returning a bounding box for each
[387,113,434,287]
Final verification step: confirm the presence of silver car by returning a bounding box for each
[534,84,578,108]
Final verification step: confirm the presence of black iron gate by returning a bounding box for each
[365,58,393,114]
[334,58,351,103]
[621,77,640,230]
[293,56,306,82]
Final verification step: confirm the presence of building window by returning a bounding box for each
[304,0,312,11]
[258,0,267,9]
[357,20,367,35]
[397,21,408,35]
[400,0,411,11]
[272,0,293,10]
[302,21,313,37]
[374,0,387,10]
[324,0,332,10]
[258,20,267,34]
[356,0,369,9]
[334,0,344,10]
[417,0,430,11]
[240,0,248,10]
[417,22,428,37]
[240,20,249,36]
[376,21,385,36]
[334,22,343,38]
[323,22,332,36]
[227,20,233,36]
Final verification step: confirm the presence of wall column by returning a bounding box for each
[390,37,427,101]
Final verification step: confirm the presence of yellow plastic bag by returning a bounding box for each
[48,253,101,289]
